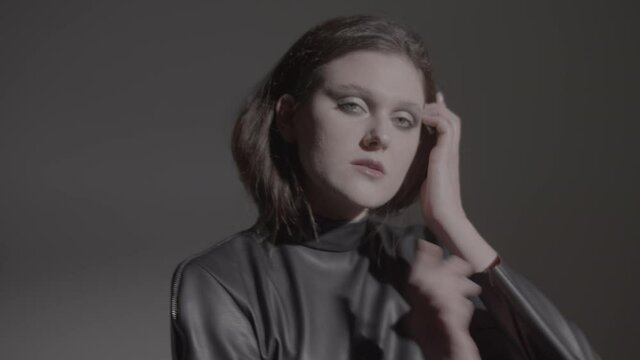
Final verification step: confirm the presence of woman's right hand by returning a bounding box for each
[407,239,483,360]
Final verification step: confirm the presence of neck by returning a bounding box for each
[311,207,370,223]
[299,168,371,222]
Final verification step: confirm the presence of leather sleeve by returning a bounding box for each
[470,262,602,360]
[170,260,261,360]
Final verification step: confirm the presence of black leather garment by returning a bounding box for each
[170,213,601,359]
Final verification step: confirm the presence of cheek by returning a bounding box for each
[299,115,356,174]
[306,126,352,178]
[392,133,421,176]
[296,124,337,181]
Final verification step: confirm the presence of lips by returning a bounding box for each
[351,158,386,174]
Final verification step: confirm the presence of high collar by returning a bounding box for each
[300,212,374,252]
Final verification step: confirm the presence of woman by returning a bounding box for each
[170,14,601,359]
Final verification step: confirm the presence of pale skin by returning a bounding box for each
[409,92,499,360]
[275,50,499,359]
[418,91,498,274]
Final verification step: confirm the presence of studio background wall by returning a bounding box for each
[1,0,637,359]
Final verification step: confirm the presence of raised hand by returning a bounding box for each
[418,91,498,273]
[419,91,465,226]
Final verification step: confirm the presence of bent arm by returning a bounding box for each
[419,221,601,359]
[470,262,602,360]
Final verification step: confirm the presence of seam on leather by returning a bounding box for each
[193,261,263,353]
[491,263,581,360]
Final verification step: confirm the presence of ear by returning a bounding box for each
[275,93,298,144]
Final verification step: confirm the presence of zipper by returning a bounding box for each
[170,259,190,321]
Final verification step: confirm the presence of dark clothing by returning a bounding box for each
[169,214,600,359]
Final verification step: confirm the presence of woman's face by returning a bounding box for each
[279,50,425,221]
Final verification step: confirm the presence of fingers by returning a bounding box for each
[415,239,444,260]
[410,237,482,342]
[460,277,482,297]
[415,241,473,276]
[444,254,474,277]
[421,91,461,152]
[443,255,482,297]
[423,92,455,119]
[422,107,452,138]
[412,240,481,298]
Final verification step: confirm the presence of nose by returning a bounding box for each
[361,118,390,151]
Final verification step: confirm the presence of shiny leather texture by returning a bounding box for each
[170,214,601,359]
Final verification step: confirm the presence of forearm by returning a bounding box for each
[427,216,498,273]
[471,262,602,360]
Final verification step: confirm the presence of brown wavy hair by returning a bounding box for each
[231,14,438,245]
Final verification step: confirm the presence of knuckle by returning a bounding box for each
[464,299,476,313]
[472,283,482,295]
[446,255,472,274]
[408,268,423,285]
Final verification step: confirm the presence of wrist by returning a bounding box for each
[449,335,480,360]
[427,216,498,273]
[426,327,479,360]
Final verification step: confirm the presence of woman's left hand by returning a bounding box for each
[419,92,466,227]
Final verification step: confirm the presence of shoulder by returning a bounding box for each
[183,228,265,270]
[169,230,263,358]
[169,228,269,314]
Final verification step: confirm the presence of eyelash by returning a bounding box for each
[338,102,363,114]
[337,102,416,129]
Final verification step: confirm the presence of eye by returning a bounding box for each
[337,101,365,114]
[394,115,416,129]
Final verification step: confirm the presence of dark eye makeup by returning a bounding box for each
[336,99,419,129]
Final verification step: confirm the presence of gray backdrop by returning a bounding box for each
[1,0,637,359]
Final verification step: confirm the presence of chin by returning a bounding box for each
[340,183,396,209]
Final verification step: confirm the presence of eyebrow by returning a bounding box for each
[330,83,424,115]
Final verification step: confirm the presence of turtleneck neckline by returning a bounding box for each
[300,212,374,252]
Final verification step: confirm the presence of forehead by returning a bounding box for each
[318,50,426,104]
